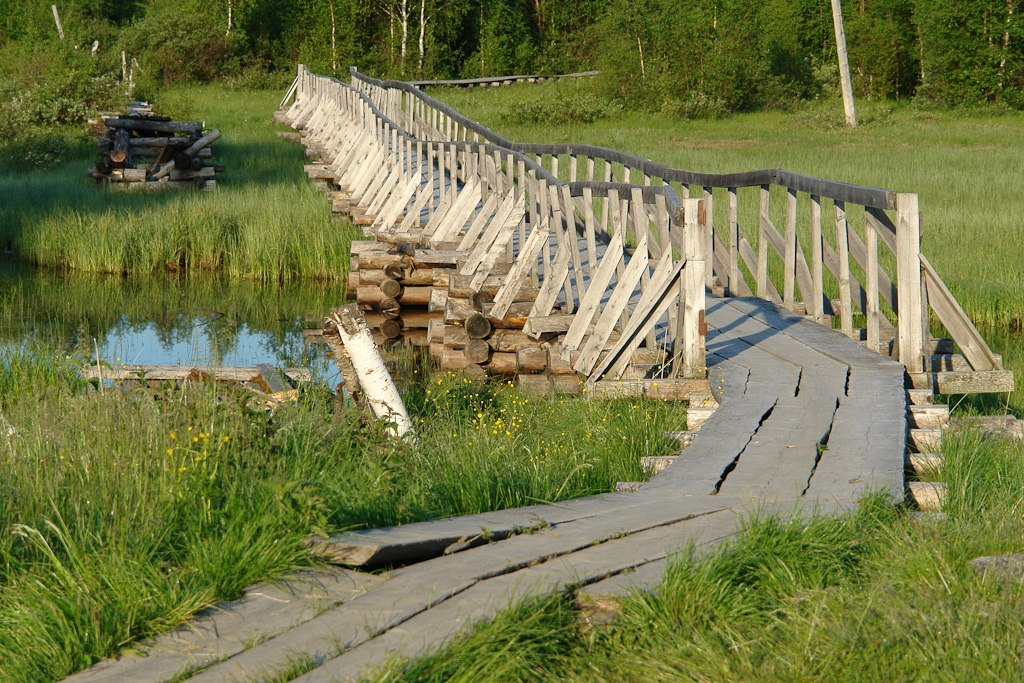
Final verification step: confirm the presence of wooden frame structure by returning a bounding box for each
[283,64,1009,394]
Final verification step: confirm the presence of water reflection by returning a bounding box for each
[0,257,347,384]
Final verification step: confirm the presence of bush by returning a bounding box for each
[500,90,623,125]
[119,4,237,86]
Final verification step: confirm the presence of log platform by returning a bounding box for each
[63,65,1013,681]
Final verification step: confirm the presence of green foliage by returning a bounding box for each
[1,0,1022,115]
[0,352,684,680]
[119,2,237,87]
[592,0,818,115]
[497,82,623,125]
[915,0,1024,108]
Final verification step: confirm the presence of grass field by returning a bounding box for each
[0,350,684,681]
[0,87,356,281]
[371,432,1024,683]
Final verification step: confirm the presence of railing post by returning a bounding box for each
[896,192,924,373]
[682,198,707,379]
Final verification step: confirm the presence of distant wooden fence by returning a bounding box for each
[408,70,600,89]
[283,64,1009,393]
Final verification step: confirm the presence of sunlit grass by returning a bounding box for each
[0,86,358,281]
[0,350,684,681]
[374,434,1024,682]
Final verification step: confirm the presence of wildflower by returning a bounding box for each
[166,448,174,456]
[169,431,176,439]
[222,435,230,443]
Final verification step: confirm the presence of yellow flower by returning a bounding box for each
[166,448,173,456]
[179,466,187,472]
[169,431,176,439]
[222,435,230,443]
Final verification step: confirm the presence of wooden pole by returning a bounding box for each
[830,0,857,127]
[681,199,706,379]
[51,5,64,41]
[896,193,924,373]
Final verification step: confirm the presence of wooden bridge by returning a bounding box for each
[66,66,1012,682]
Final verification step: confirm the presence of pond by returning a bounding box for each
[0,256,349,386]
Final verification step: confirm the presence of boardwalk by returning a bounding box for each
[64,66,1008,682]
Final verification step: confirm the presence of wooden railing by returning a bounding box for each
[286,65,708,381]
[342,66,1005,383]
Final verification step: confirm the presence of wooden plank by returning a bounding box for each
[189,497,734,683]
[431,178,481,244]
[562,231,626,353]
[908,370,1014,394]
[302,506,744,683]
[784,187,797,307]
[525,241,572,337]
[865,221,881,352]
[682,200,706,379]
[574,233,651,375]
[454,192,499,250]
[460,192,519,275]
[64,568,384,683]
[809,194,824,319]
[591,254,684,381]
[490,222,550,319]
[920,254,1001,372]
[82,365,312,383]
[469,200,527,290]
[757,185,770,298]
[834,201,854,336]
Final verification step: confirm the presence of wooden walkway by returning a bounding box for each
[66,296,906,683]
[64,64,1006,682]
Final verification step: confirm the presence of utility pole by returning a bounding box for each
[51,4,65,41]
[830,0,857,127]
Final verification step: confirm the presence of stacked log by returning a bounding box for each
[88,103,222,190]
[348,241,456,349]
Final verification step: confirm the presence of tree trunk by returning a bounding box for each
[326,305,413,439]
[418,0,427,71]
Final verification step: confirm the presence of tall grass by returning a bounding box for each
[374,432,1024,682]
[0,350,684,681]
[0,87,359,281]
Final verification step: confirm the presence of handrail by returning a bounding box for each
[291,64,1007,384]
[317,72,685,217]
[350,67,897,210]
[409,70,600,88]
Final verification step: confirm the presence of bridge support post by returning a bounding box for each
[896,193,925,373]
[680,198,707,379]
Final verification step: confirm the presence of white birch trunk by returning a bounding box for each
[327,305,413,439]
[400,0,409,66]
[418,0,427,70]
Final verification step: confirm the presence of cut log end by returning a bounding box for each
[379,278,402,298]
[465,313,493,340]
[379,318,403,339]
[464,339,492,364]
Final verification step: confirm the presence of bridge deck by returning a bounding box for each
[66,293,907,683]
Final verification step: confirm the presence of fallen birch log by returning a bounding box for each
[326,305,412,439]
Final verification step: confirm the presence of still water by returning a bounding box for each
[0,257,347,385]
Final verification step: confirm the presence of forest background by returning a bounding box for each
[1,0,1022,164]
